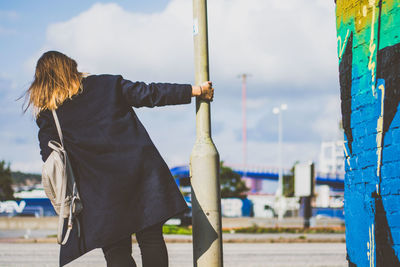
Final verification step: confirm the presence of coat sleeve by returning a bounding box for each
[119,77,192,108]
[36,111,58,162]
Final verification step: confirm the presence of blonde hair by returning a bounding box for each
[24,51,83,116]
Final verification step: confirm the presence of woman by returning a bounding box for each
[25,51,214,267]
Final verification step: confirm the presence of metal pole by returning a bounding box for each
[273,104,286,221]
[302,162,314,228]
[278,110,282,196]
[241,74,247,176]
[276,110,284,221]
[190,0,223,266]
[302,196,312,228]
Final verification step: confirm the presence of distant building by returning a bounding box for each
[318,141,345,175]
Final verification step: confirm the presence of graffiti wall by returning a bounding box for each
[336,0,400,266]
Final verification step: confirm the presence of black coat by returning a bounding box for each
[36,74,191,266]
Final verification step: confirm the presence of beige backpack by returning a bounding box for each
[42,109,83,245]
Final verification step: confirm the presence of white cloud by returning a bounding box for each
[27,0,338,87]
[18,0,342,173]
[26,2,193,83]
[207,0,338,88]
[311,95,342,141]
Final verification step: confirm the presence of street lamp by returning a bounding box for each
[238,74,251,177]
[273,104,287,220]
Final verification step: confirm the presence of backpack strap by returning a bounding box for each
[51,109,79,245]
[51,110,64,147]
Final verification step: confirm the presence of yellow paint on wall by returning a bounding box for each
[367,0,377,95]
[367,224,375,267]
[336,0,356,29]
[338,29,350,59]
[376,84,385,179]
[343,142,352,171]
[355,0,372,33]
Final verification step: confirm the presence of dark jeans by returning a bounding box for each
[102,223,168,267]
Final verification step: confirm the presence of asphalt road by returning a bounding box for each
[0,242,347,267]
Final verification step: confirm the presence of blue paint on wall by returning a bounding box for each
[336,1,400,265]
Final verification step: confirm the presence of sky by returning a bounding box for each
[0,0,341,174]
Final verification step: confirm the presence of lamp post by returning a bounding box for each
[238,74,250,177]
[272,104,287,220]
[190,0,223,266]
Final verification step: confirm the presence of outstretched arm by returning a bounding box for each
[120,77,214,108]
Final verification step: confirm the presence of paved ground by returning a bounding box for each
[0,242,347,267]
[0,217,346,266]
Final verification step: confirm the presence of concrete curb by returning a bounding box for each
[0,217,345,230]
[0,235,345,244]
